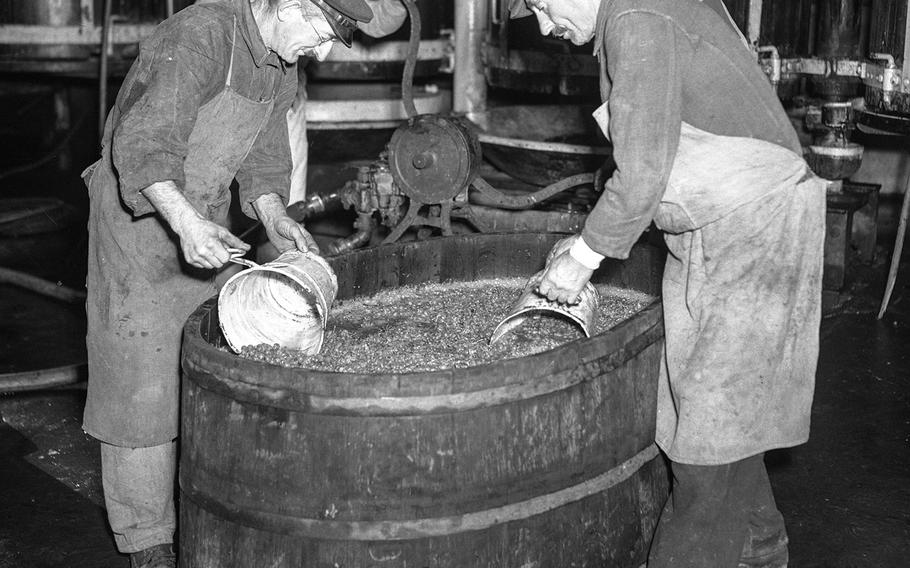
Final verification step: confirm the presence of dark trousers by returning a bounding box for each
[647,453,789,568]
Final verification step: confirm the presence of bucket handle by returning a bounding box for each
[227,247,258,269]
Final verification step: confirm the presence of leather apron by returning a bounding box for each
[83,19,277,447]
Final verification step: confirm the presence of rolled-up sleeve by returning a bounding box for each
[111,25,221,217]
[235,68,297,217]
[581,12,682,259]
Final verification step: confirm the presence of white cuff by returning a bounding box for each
[569,236,605,270]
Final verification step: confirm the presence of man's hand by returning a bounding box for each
[175,213,250,270]
[267,215,320,254]
[141,180,250,270]
[253,193,320,255]
[537,248,595,305]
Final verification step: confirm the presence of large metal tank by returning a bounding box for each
[0,0,87,61]
[307,0,450,82]
[484,11,599,98]
[179,232,668,568]
[0,0,194,75]
[866,0,910,118]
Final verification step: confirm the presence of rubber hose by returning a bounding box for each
[0,267,86,303]
[471,173,596,210]
[0,364,86,394]
[400,0,422,118]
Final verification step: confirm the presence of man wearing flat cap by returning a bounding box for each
[286,0,408,205]
[509,0,825,567]
[81,1,372,565]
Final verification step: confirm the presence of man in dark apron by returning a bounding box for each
[510,1,825,567]
[82,1,373,566]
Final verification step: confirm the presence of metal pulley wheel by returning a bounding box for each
[387,114,482,204]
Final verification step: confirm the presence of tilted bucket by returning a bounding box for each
[217,250,338,354]
[490,272,600,344]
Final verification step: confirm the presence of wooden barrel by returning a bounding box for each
[180,232,668,567]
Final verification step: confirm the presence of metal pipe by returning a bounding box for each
[325,212,375,256]
[238,192,342,242]
[453,0,488,119]
[166,0,175,18]
[747,0,763,50]
[903,0,910,86]
[879,150,910,319]
[98,0,113,143]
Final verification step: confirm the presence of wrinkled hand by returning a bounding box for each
[537,249,594,305]
[266,216,320,255]
[175,214,250,270]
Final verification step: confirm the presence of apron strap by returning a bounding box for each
[226,16,237,88]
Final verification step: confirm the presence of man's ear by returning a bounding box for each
[277,0,300,22]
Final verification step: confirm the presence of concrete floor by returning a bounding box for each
[1,242,909,566]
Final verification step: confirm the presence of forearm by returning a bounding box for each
[253,192,319,254]
[251,192,287,225]
[142,180,249,269]
[141,180,203,235]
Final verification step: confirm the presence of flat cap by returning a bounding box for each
[307,0,374,47]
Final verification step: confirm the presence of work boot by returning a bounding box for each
[130,543,176,568]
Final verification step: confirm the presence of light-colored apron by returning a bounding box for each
[83,19,278,447]
[595,109,826,465]
[652,122,826,465]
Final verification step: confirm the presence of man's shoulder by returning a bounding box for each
[148,2,234,51]
[604,0,703,21]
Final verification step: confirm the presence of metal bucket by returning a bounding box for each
[217,250,338,354]
[490,271,600,344]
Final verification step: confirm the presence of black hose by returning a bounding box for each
[0,267,86,303]
[400,0,422,119]
[471,173,596,210]
[0,364,86,394]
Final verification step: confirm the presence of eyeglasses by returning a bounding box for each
[307,16,337,46]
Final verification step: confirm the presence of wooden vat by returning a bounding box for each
[180,232,668,567]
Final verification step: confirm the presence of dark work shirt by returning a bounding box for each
[104,0,297,218]
[583,0,803,258]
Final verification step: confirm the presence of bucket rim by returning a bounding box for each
[217,263,331,354]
